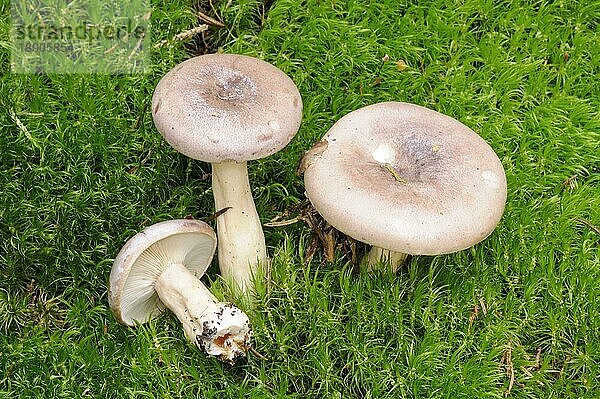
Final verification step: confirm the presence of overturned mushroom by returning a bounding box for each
[109,219,251,363]
[152,54,303,294]
[302,102,507,271]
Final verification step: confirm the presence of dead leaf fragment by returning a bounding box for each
[297,140,328,175]
[396,60,408,71]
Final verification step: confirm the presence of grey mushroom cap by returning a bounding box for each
[109,219,217,326]
[152,53,303,163]
[303,102,507,255]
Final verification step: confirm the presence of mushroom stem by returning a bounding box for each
[365,246,408,272]
[211,160,268,294]
[154,262,251,363]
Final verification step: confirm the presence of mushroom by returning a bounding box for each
[301,102,507,271]
[152,54,303,294]
[109,219,252,363]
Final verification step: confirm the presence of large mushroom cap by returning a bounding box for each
[109,219,216,326]
[152,53,303,163]
[303,102,507,255]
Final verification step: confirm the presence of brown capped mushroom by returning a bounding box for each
[302,102,507,271]
[109,219,251,363]
[152,54,303,294]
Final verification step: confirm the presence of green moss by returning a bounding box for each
[1,0,599,397]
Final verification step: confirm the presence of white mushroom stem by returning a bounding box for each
[154,262,251,363]
[211,160,268,294]
[365,247,408,273]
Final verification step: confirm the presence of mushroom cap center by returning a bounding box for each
[213,69,256,102]
[370,133,444,184]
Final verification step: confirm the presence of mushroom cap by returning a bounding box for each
[109,219,217,326]
[152,53,303,163]
[303,102,507,255]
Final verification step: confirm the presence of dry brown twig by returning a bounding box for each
[9,109,30,137]
[574,217,600,236]
[128,32,146,60]
[263,216,302,228]
[519,347,545,387]
[468,303,479,332]
[154,25,210,48]
[468,297,488,333]
[479,297,488,316]
[264,201,358,267]
[198,10,225,27]
[501,345,515,397]
[205,207,232,223]
[126,149,153,174]
[249,346,268,361]
[561,173,579,190]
